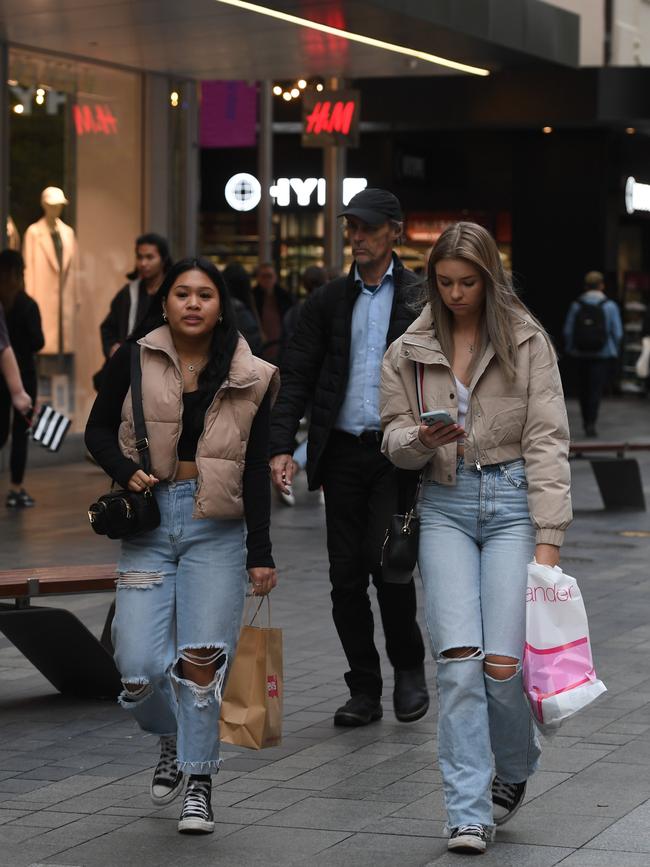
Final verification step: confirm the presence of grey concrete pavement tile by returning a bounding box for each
[387,789,448,821]
[584,800,650,852]
[0,778,48,794]
[207,825,351,865]
[538,747,613,772]
[257,796,395,831]
[37,817,243,866]
[361,817,447,837]
[14,775,116,805]
[554,851,650,866]
[603,739,650,764]
[525,771,574,800]
[524,761,650,818]
[10,810,86,829]
[424,842,573,865]
[18,767,79,782]
[236,787,312,810]
[304,831,437,866]
[215,777,277,795]
[497,808,616,847]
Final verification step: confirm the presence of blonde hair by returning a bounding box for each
[426,222,548,381]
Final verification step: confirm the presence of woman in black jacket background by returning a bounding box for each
[0,249,44,508]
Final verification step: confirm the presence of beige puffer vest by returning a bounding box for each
[118,326,279,520]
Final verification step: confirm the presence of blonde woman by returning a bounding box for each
[380,223,572,854]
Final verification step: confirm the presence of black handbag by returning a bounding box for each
[88,344,161,540]
[380,474,422,585]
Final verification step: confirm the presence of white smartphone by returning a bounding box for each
[421,410,456,427]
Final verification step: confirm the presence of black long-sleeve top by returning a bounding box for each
[85,344,273,568]
[5,293,44,374]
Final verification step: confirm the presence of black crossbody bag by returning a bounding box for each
[88,344,161,540]
[381,361,427,584]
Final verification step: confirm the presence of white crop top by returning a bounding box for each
[454,376,470,431]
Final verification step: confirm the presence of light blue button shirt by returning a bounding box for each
[337,261,395,435]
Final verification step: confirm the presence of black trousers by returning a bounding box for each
[576,358,610,429]
[321,431,425,699]
[0,371,36,486]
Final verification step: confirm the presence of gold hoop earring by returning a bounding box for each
[163,312,168,322]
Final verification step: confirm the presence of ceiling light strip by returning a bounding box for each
[213,0,490,77]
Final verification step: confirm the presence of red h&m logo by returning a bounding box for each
[305,101,355,136]
[302,89,360,148]
[267,675,279,698]
[73,104,118,136]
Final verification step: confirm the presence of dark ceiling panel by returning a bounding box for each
[0,0,579,78]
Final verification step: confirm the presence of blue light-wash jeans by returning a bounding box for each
[112,479,248,774]
[418,458,541,829]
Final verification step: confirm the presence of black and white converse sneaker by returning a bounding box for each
[492,776,527,825]
[178,775,214,834]
[447,824,488,854]
[150,735,184,806]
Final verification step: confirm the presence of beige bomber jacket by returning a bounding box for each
[118,325,279,520]
[380,305,572,547]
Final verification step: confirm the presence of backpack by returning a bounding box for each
[572,299,608,352]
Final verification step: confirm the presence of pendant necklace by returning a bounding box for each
[183,358,207,374]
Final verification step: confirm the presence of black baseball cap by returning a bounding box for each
[339,188,403,226]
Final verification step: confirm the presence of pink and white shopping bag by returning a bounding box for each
[523,561,606,732]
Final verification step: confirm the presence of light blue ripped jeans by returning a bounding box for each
[113,479,248,774]
[418,458,541,830]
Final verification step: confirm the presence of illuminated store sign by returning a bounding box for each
[9,84,66,115]
[625,176,650,214]
[224,173,367,211]
[303,90,360,148]
[73,104,119,136]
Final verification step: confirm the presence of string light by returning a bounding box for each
[13,104,24,114]
[35,87,45,106]
[316,83,324,92]
[626,127,636,135]
[272,85,282,95]
[170,91,179,108]
[282,91,292,101]
[290,87,299,98]
[542,125,553,134]
[298,79,307,89]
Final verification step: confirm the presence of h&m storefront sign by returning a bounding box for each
[302,90,360,148]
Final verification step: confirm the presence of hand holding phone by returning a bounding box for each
[421,410,456,427]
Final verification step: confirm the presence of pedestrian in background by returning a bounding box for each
[252,262,293,361]
[223,262,263,356]
[381,222,572,854]
[0,250,43,508]
[270,188,428,728]
[85,257,278,836]
[563,270,623,437]
[97,233,171,375]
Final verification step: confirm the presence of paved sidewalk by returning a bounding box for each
[1,397,650,866]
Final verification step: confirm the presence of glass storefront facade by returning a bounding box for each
[8,47,143,429]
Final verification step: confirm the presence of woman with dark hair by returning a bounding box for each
[85,257,278,835]
[0,249,44,508]
[99,233,172,362]
[223,262,263,356]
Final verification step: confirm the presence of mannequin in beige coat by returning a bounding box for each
[24,187,77,355]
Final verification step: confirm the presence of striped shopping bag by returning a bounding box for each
[30,404,71,452]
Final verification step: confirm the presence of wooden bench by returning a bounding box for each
[569,442,650,511]
[0,564,121,699]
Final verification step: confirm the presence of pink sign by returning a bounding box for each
[200,81,257,148]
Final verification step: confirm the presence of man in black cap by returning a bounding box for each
[270,188,428,727]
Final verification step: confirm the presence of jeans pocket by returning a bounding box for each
[500,461,528,489]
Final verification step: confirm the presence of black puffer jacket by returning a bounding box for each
[270,255,420,489]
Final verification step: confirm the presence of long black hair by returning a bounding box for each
[126,233,173,280]
[130,257,240,420]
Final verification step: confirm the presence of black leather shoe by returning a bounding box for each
[393,666,429,722]
[334,694,383,727]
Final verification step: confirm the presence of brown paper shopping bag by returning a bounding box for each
[220,597,283,749]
